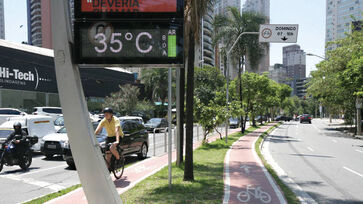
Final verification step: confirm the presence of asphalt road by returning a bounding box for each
[0,124,234,204]
[264,119,363,204]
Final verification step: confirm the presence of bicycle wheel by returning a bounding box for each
[260,191,271,203]
[237,190,250,202]
[112,156,125,179]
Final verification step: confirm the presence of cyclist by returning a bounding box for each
[94,108,123,164]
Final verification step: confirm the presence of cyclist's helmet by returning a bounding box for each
[103,107,113,114]
[13,122,22,130]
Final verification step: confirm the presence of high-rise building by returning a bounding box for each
[283,44,306,80]
[326,0,363,50]
[196,1,215,67]
[242,0,270,74]
[0,0,5,39]
[268,63,287,84]
[27,0,74,48]
[215,0,242,15]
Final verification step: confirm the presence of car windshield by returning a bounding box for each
[230,118,238,122]
[43,108,62,114]
[0,129,13,138]
[57,127,67,133]
[147,118,161,124]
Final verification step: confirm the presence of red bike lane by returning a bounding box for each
[46,128,241,204]
[223,124,286,204]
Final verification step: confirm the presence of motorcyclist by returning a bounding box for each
[6,122,28,160]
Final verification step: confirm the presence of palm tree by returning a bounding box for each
[213,7,267,133]
[141,69,168,105]
[183,0,210,181]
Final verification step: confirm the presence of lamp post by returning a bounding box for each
[225,32,259,143]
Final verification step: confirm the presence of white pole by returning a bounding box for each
[168,68,172,188]
[50,1,122,203]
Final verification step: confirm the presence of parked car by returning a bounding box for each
[295,115,301,121]
[300,114,312,124]
[0,108,27,125]
[1,115,56,151]
[144,118,168,132]
[275,115,292,122]
[32,107,62,121]
[119,116,144,125]
[64,120,149,169]
[255,116,268,123]
[229,118,239,128]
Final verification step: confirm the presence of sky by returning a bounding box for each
[3,0,326,76]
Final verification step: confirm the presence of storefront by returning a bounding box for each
[0,40,136,113]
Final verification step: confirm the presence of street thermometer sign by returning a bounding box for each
[259,24,299,43]
[74,21,183,64]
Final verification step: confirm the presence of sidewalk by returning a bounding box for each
[223,124,286,204]
[46,127,242,204]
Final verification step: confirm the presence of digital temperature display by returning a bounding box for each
[74,21,183,65]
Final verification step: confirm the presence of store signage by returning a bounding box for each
[75,0,183,18]
[74,21,183,65]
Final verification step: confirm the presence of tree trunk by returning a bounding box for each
[239,57,245,133]
[184,28,195,181]
[177,65,185,166]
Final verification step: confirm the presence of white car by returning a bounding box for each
[41,126,69,159]
[0,108,27,125]
[54,115,64,131]
[32,107,62,121]
[1,115,56,151]
[119,116,144,124]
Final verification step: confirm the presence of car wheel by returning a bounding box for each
[45,154,53,160]
[66,160,76,169]
[138,143,148,160]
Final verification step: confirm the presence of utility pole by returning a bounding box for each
[356,97,362,136]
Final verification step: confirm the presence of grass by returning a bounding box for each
[121,126,260,204]
[254,122,300,204]
[23,184,81,204]
[23,156,140,204]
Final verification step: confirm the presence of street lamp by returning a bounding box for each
[225,32,259,143]
[306,53,326,60]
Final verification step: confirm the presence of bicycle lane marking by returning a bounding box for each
[224,124,286,204]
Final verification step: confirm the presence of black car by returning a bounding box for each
[63,121,149,169]
[144,118,168,132]
[275,115,292,122]
[300,114,312,124]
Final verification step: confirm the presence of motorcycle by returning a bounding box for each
[0,135,38,172]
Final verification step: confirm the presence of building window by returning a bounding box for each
[349,7,354,10]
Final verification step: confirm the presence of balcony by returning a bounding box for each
[31,13,41,22]
[31,25,41,33]
[30,2,41,10]
[31,8,41,16]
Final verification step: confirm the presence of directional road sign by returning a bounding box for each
[259,24,298,43]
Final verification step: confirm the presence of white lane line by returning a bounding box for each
[307,147,315,152]
[1,173,65,191]
[332,139,338,143]
[355,149,363,154]
[343,166,363,179]
[262,133,318,204]
[15,164,68,177]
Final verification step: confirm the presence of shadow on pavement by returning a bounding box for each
[289,153,334,158]
[0,166,40,175]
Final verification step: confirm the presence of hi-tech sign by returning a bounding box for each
[74,0,184,66]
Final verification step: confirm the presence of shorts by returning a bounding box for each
[105,136,121,151]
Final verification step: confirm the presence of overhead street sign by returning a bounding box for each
[259,24,298,43]
[74,21,183,65]
[75,0,183,19]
